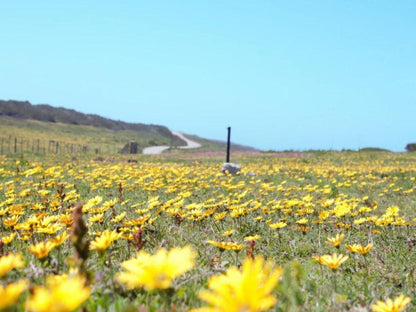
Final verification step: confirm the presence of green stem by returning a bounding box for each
[363,254,369,276]
[235,250,240,267]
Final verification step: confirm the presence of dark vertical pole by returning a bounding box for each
[226,127,231,163]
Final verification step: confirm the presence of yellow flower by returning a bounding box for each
[326,233,345,247]
[0,253,25,277]
[20,232,32,241]
[346,243,373,255]
[88,213,104,223]
[0,207,9,216]
[222,229,236,237]
[18,188,31,197]
[59,214,73,227]
[192,256,283,312]
[207,240,245,251]
[110,212,126,223]
[3,215,20,227]
[38,189,51,197]
[29,241,56,259]
[27,274,91,312]
[297,225,310,233]
[372,294,411,312]
[244,235,261,242]
[36,223,62,235]
[103,198,117,209]
[314,253,348,270]
[84,195,103,210]
[0,279,28,310]
[116,245,196,290]
[49,232,70,246]
[269,222,287,229]
[1,232,17,244]
[214,212,227,221]
[296,218,308,225]
[90,229,122,251]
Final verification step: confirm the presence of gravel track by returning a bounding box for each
[142,132,201,155]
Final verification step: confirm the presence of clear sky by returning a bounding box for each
[1,1,415,151]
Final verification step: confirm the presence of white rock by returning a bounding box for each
[221,163,241,174]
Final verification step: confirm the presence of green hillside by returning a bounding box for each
[0,115,181,155]
[0,100,258,155]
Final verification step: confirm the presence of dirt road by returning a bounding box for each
[142,132,201,154]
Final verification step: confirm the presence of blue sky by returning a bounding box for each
[1,1,415,151]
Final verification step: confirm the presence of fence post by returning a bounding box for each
[226,127,231,163]
[130,142,138,154]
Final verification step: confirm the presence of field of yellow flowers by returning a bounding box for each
[1,151,416,311]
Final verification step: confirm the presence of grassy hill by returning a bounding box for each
[0,99,179,137]
[0,100,258,155]
[0,115,181,155]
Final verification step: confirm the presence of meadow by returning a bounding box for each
[1,150,416,311]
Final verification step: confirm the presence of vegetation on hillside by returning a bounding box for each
[0,100,258,154]
[405,143,416,152]
[0,116,180,154]
[0,100,174,137]
[358,147,391,152]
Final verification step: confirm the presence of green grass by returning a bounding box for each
[0,116,184,154]
[1,151,416,311]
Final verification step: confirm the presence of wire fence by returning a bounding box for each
[0,137,123,155]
